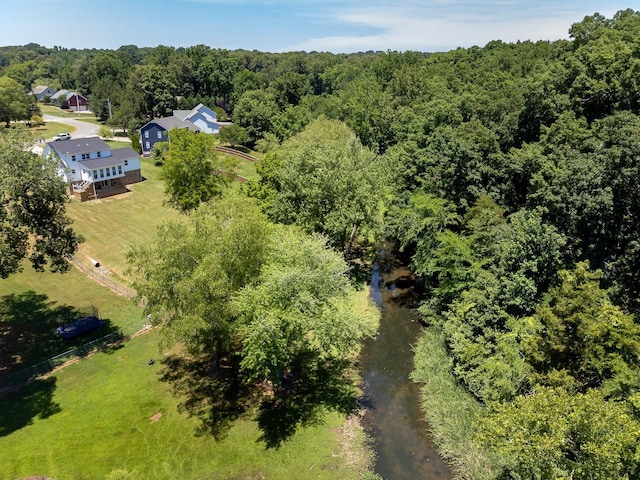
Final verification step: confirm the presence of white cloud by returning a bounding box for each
[289,2,612,52]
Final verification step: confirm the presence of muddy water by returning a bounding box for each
[360,260,452,480]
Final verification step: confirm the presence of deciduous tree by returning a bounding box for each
[159,128,236,212]
[0,77,36,127]
[0,127,80,277]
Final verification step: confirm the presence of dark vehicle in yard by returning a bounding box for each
[57,316,104,340]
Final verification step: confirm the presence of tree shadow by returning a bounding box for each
[160,351,360,448]
[159,353,257,440]
[0,291,119,379]
[256,355,359,449]
[0,376,61,437]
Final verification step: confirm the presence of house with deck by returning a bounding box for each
[44,137,142,201]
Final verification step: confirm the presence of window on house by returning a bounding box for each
[100,169,104,178]
[118,165,123,175]
[97,151,101,158]
[71,155,76,161]
[106,168,110,177]
[112,166,116,176]
[144,131,149,139]
[124,160,128,166]
[145,142,150,150]
[93,171,98,179]
[157,131,162,139]
[81,153,89,160]
[71,169,76,174]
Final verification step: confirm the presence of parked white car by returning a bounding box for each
[54,132,71,141]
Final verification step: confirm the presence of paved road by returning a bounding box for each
[43,114,99,140]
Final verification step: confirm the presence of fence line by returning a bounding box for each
[215,146,259,163]
[71,256,137,299]
[0,331,124,391]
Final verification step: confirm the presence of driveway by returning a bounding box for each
[43,114,99,140]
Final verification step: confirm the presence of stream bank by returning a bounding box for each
[360,257,452,480]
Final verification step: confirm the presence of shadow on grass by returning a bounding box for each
[0,376,61,437]
[0,290,120,380]
[160,354,256,440]
[256,356,359,449]
[160,352,360,448]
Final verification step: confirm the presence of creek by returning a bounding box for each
[360,256,452,480]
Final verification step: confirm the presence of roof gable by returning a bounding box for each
[51,89,70,99]
[31,86,51,94]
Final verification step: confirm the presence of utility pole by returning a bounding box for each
[106,98,113,120]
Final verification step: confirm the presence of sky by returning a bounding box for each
[0,0,636,53]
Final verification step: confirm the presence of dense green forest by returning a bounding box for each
[3,8,640,479]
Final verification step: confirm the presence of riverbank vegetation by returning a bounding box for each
[3,7,640,478]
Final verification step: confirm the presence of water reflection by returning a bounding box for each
[361,263,451,480]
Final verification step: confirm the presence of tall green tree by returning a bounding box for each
[127,193,272,365]
[159,128,236,212]
[0,127,80,277]
[232,89,279,145]
[233,225,378,385]
[256,117,393,255]
[0,77,36,127]
[479,387,640,480]
[523,261,640,393]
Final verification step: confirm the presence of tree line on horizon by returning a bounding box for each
[3,8,640,478]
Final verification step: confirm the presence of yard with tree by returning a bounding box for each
[3,8,640,478]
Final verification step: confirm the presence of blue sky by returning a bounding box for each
[1,0,636,53]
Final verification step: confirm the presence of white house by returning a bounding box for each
[44,137,142,201]
[173,103,220,134]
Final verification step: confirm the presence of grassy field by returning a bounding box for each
[31,121,76,140]
[230,154,259,180]
[66,155,258,282]
[65,157,180,282]
[40,104,102,124]
[0,149,375,480]
[0,265,144,379]
[106,140,134,149]
[0,331,365,480]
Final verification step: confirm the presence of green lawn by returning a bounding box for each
[0,265,144,379]
[0,331,364,480]
[0,152,375,480]
[230,155,259,181]
[40,104,102,124]
[106,140,134,149]
[66,157,180,282]
[31,121,76,139]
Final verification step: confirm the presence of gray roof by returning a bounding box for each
[172,109,191,121]
[79,147,139,169]
[31,86,51,94]
[47,137,110,156]
[51,89,70,100]
[149,116,200,132]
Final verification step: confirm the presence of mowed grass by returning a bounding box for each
[0,265,144,378]
[31,121,76,140]
[0,331,361,480]
[0,150,374,480]
[40,104,102,124]
[231,155,259,180]
[66,157,180,282]
[106,140,133,149]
